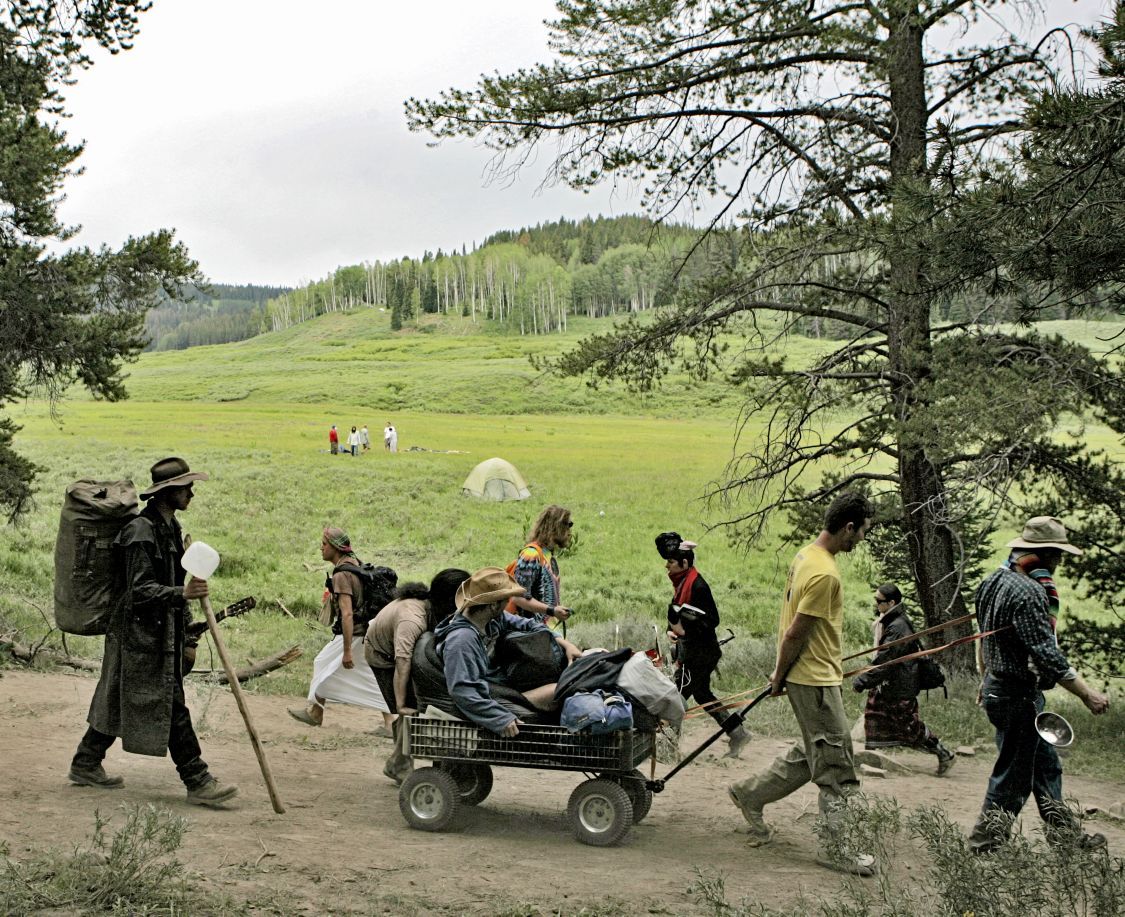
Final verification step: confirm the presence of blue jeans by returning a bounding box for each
[968,674,1071,850]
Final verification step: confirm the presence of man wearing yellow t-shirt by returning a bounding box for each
[729,492,874,875]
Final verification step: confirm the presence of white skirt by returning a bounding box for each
[307,635,389,712]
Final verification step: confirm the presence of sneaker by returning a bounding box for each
[68,764,124,789]
[186,778,239,808]
[935,744,956,777]
[728,786,774,846]
[724,724,752,759]
[287,704,323,726]
[816,852,877,877]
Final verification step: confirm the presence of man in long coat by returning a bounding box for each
[69,457,239,807]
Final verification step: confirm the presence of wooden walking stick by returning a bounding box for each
[183,542,285,814]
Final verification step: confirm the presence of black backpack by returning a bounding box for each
[53,480,139,635]
[326,562,397,634]
[917,655,947,693]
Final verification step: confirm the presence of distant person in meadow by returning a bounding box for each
[385,422,398,453]
[289,528,396,736]
[347,425,361,456]
[508,505,573,627]
[364,568,470,784]
[656,531,750,759]
[329,424,339,455]
[360,425,371,451]
[852,583,955,775]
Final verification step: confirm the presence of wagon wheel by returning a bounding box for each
[567,778,634,847]
[610,769,653,823]
[399,767,461,832]
[437,761,494,806]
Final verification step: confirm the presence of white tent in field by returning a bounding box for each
[461,457,531,501]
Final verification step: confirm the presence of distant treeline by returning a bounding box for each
[144,284,290,351]
[148,219,1120,349]
[264,215,728,335]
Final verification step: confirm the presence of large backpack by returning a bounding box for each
[326,562,397,633]
[54,480,139,635]
[503,542,544,613]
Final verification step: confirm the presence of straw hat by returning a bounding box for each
[455,567,526,611]
[139,457,209,499]
[1007,516,1082,556]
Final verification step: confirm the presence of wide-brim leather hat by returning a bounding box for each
[455,567,526,611]
[1007,516,1082,556]
[139,456,209,499]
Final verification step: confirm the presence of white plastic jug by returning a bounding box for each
[182,540,220,579]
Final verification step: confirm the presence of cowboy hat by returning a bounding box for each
[1007,516,1082,556]
[455,567,526,611]
[139,457,209,499]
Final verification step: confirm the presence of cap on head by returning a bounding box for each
[322,527,353,554]
[455,567,526,611]
[139,457,208,500]
[1007,516,1082,556]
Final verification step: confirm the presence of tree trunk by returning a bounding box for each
[885,3,975,670]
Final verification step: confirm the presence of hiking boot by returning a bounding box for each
[935,742,956,777]
[288,703,323,726]
[186,778,239,808]
[724,724,752,759]
[382,757,413,786]
[728,785,774,846]
[68,764,124,789]
[816,852,877,877]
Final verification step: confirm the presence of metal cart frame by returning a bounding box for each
[399,715,656,846]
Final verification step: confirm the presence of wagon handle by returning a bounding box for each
[646,684,772,793]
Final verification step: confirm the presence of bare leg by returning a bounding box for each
[521,684,559,710]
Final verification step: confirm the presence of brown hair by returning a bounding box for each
[528,505,572,550]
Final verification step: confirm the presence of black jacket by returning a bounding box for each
[853,604,920,701]
[668,571,721,669]
[87,502,192,755]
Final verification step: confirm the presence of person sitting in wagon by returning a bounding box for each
[434,567,583,736]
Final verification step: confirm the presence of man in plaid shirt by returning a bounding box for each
[968,517,1110,853]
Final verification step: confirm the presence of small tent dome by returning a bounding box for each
[461,457,530,501]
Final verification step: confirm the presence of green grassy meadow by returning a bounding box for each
[2,313,1122,773]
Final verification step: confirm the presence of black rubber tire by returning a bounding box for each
[567,778,634,847]
[612,769,653,823]
[437,761,494,806]
[399,767,461,832]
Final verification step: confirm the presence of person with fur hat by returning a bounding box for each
[434,567,583,736]
[656,532,750,758]
[69,457,238,808]
[968,516,1110,854]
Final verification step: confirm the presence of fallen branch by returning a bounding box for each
[1,638,100,671]
[275,599,296,619]
[204,644,303,684]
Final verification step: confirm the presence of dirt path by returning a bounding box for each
[2,669,1121,915]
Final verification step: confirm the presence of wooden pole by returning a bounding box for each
[199,595,286,814]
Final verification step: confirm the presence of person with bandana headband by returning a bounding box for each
[656,532,750,759]
[288,527,395,735]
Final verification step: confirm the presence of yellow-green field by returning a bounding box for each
[2,314,1122,772]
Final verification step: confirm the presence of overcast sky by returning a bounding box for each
[55,0,1111,288]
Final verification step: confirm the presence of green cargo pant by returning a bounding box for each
[730,682,859,821]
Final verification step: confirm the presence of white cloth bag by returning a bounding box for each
[616,651,686,726]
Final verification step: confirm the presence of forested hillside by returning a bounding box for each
[144,283,290,351]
